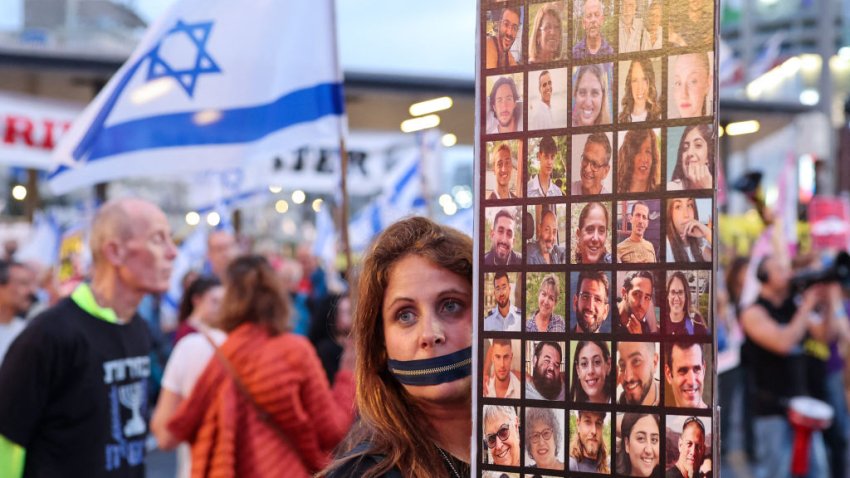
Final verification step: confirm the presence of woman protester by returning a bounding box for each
[574,202,612,264]
[618,59,662,123]
[572,64,611,127]
[665,271,708,335]
[166,255,356,477]
[617,413,661,477]
[668,124,715,190]
[151,276,224,478]
[666,197,712,262]
[617,129,661,193]
[527,274,566,332]
[172,276,223,344]
[525,408,565,470]
[321,217,473,478]
[570,340,613,403]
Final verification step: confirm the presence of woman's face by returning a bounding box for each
[629,62,649,109]
[670,198,696,236]
[672,54,709,118]
[667,276,687,316]
[680,128,710,170]
[575,71,604,126]
[577,343,610,402]
[382,255,472,402]
[195,285,224,325]
[529,419,559,468]
[577,205,608,263]
[537,283,557,319]
[631,137,653,187]
[539,13,561,58]
[626,416,660,477]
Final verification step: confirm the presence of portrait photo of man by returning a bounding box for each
[572,0,614,59]
[568,410,611,473]
[664,342,711,409]
[484,207,523,266]
[484,272,522,332]
[571,133,612,196]
[526,340,566,401]
[483,339,522,399]
[528,69,568,131]
[485,7,522,68]
[616,341,661,406]
[527,135,565,197]
[526,205,566,265]
[616,200,660,264]
[486,74,524,134]
[665,415,711,478]
[570,270,611,333]
[486,140,522,200]
[616,270,660,334]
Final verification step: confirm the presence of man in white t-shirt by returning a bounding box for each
[529,71,554,130]
[485,339,521,399]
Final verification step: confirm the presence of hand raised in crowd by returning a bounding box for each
[685,162,712,189]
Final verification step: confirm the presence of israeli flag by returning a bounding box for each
[49,0,345,194]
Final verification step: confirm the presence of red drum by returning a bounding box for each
[787,396,834,476]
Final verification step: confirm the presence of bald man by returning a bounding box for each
[0,198,176,478]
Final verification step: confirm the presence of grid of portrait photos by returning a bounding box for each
[476,0,717,476]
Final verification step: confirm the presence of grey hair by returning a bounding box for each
[525,407,562,456]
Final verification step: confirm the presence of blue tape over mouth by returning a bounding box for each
[387,346,473,386]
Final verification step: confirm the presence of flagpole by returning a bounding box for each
[338,137,354,285]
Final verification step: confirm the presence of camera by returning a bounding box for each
[791,251,850,292]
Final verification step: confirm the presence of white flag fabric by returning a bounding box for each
[49,0,345,194]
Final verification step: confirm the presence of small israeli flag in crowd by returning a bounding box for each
[50,0,345,194]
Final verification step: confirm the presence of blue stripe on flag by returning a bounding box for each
[51,82,344,178]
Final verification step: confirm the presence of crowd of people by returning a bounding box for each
[0,199,477,478]
[1,194,849,478]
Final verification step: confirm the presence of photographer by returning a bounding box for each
[740,255,844,478]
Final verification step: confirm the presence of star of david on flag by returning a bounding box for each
[145,20,221,97]
[49,0,346,194]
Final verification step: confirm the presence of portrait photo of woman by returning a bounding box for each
[668,52,713,119]
[571,202,612,264]
[526,273,567,333]
[525,407,566,471]
[666,197,712,263]
[572,64,613,127]
[570,340,613,404]
[616,413,661,477]
[667,124,715,190]
[664,270,710,335]
[616,129,661,193]
[529,2,567,64]
[618,58,662,123]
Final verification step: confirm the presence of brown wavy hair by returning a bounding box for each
[320,217,473,478]
[618,58,662,123]
[217,254,290,335]
[616,129,661,193]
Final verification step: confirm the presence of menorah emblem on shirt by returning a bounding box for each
[118,382,147,437]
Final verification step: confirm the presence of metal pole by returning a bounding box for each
[338,138,353,284]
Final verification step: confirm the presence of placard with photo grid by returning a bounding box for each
[475,0,718,475]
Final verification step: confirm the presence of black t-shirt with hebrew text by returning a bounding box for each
[0,297,151,477]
